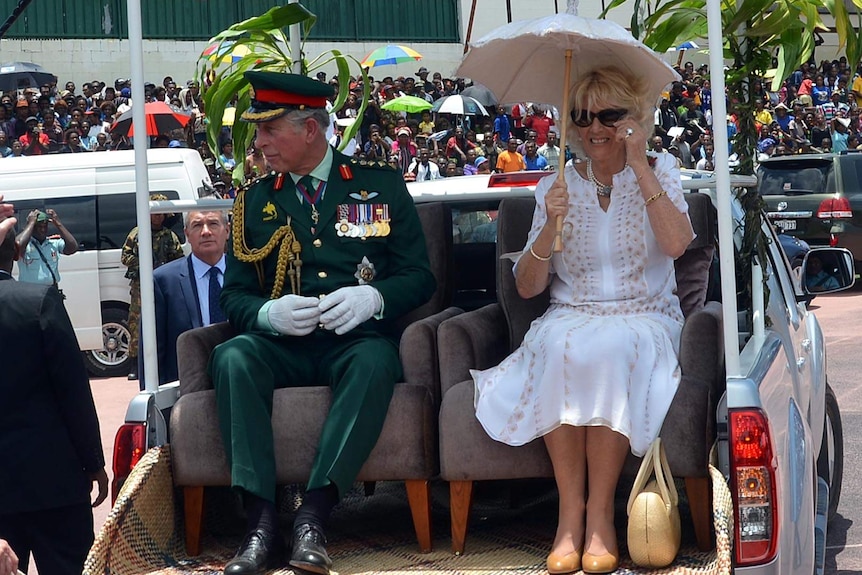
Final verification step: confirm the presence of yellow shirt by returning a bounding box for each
[418,120,435,135]
[754,109,773,127]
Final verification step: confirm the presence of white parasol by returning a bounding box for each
[456,2,680,250]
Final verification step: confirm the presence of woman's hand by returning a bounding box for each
[615,117,649,173]
[543,177,569,228]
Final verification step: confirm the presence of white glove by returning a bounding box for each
[318,285,383,335]
[267,295,321,336]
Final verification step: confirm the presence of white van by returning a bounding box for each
[0,148,215,376]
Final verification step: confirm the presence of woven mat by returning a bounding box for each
[85,446,732,575]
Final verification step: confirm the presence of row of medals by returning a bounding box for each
[335,218,391,239]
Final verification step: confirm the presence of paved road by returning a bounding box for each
[79,291,862,573]
[816,288,862,574]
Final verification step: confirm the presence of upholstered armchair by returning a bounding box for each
[169,201,457,555]
[436,193,723,554]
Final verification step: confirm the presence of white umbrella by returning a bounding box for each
[456,12,679,114]
[455,3,679,251]
[431,94,489,116]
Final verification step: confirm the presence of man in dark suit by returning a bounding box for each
[0,200,108,575]
[211,72,435,575]
[149,210,230,386]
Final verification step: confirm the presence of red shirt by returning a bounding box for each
[18,132,50,155]
[525,114,554,146]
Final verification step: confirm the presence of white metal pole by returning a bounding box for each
[289,0,302,74]
[127,0,160,391]
[706,0,741,377]
[752,262,765,348]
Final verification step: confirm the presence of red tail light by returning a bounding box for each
[111,423,147,503]
[729,409,778,566]
[488,171,546,188]
[816,197,852,219]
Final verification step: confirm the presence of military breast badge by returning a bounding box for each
[262,202,278,221]
[354,256,376,284]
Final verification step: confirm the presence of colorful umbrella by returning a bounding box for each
[381,95,433,113]
[110,101,191,137]
[360,44,422,68]
[431,94,489,116]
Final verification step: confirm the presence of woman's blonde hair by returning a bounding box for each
[566,66,656,158]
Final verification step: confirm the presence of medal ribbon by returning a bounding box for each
[296,178,326,206]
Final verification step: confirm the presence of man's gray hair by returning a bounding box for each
[184,210,230,229]
[287,108,331,131]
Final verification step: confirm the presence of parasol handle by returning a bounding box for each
[554,49,573,253]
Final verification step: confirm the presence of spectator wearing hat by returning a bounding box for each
[475,155,491,174]
[210,70,434,575]
[18,116,50,156]
[16,208,79,288]
[12,100,30,139]
[389,127,417,174]
[121,194,184,380]
[757,137,777,161]
[416,66,433,94]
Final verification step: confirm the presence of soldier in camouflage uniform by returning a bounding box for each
[121,193,184,380]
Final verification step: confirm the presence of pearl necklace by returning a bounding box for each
[586,159,613,197]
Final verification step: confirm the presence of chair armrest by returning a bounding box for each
[437,303,509,397]
[177,322,236,395]
[399,306,464,406]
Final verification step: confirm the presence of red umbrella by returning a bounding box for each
[110,101,191,137]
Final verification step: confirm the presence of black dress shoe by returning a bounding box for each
[289,523,332,575]
[224,528,284,575]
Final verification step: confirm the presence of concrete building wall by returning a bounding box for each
[0,0,845,89]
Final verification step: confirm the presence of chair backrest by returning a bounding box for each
[496,197,550,352]
[395,201,454,332]
[494,192,716,351]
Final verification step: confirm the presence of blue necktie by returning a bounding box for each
[208,267,226,324]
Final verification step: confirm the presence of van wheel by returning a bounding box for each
[82,306,132,378]
[817,382,844,522]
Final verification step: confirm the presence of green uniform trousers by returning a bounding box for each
[209,329,401,502]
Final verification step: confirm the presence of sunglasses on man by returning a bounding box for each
[570,108,628,128]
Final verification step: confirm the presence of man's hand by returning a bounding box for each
[90,468,109,507]
[267,295,321,336]
[46,208,60,226]
[0,538,18,575]
[319,285,383,335]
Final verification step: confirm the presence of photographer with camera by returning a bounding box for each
[18,116,50,156]
[16,209,78,292]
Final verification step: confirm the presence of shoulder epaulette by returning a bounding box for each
[349,157,398,172]
[237,170,277,195]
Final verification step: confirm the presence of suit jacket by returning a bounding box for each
[152,256,203,384]
[0,274,104,514]
[222,147,436,341]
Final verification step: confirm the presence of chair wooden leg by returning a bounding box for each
[183,486,205,556]
[405,479,433,553]
[449,480,473,555]
[686,476,712,551]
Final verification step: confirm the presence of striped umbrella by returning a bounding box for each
[360,44,422,68]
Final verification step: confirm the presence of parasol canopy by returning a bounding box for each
[460,84,498,106]
[111,101,191,138]
[360,44,422,68]
[381,95,433,113]
[0,61,56,93]
[431,94,489,116]
[456,13,680,113]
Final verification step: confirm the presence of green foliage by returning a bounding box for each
[194,3,368,183]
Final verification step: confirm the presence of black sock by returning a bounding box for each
[293,484,339,532]
[242,491,279,534]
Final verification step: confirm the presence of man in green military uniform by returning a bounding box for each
[121,193,184,381]
[211,71,434,575]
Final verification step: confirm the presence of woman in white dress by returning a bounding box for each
[472,67,694,575]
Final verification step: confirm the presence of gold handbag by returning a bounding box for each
[626,438,681,568]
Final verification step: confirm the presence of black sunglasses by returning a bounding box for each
[570,108,628,128]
